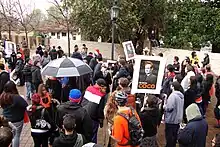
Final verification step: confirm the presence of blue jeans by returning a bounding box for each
[12,120,24,147]
[25,82,33,99]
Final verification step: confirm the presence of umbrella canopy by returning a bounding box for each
[41,57,93,77]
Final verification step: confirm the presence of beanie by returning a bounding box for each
[69,89,82,103]
[31,94,41,105]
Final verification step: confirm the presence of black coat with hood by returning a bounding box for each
[71,52,83,60]
[57,102,93,142]
[22,63,32,82]
[53,131,86,147]
[0,71,9,94]
[31,65,42,85]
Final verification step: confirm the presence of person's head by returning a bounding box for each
[174,74,183,83]
[119,59,126,67]
[146,95,158,108]
[58,46,61,50]
[95,49,100,56]
[0,63,5,71]
[206,64,211,72]
[174,56,179,63]
[95,79,107,93]
[212,133,220,147]
[63,114,76,133]
[206,74,214,84]
[118,78,129,88]
[0,116,9,128]
[44,51,48,57]
[158,53,163,57]
[16,53,22,59]
[191,51,197,58]
[204,53,209,57]
[171,81,183,93]
[74,45,78,52]
[52,46,55,49]
[0,127,13,147]
[96,55,103,62]
[83,44,86,47]
[101,63,108,72]
[186,64,194,73]
[167,64,174,73]
[31,94,41,113]
[201,67,206,74]
[196,74,203,84]
[144,61,154,75]
[38,84,47,97]
[189,76,197,89]
[88,52,93,56]
[186,103,201,122]
[16,45,20,49]
[105,93,118,121]
[4,81,18,94]
[115,91,127,107]
[69,89,82,103]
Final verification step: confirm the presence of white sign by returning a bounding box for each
[122,41,136,61]
[131,55,166,94]
[4,41,16,58]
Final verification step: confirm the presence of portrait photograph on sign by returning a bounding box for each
[131,55,166,94]
[122,41,136,61]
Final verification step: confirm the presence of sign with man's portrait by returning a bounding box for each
[122,41,136,61]
[131,55,166,94]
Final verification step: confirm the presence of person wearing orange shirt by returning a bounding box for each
[111,91,142,147]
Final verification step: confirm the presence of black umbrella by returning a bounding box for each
[41,57,93,77]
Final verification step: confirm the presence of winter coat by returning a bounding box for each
[22,63,32,82]
[202,80,212,103]
[50,49,58,60]
[41,55,51,68]
[31,65,42,85]
[202,55,209,67]
[178,104,208,147]
[89,57,98,71]
[184,88,198,111]
[57,49,64,58]
[93,71,112,93]
[27,105,56,133]
[53,132,86,147]
[93,63,102,78]
[36,48,44,57]
[81,85,106,121]
[164,91,184,124]
[45,78,62,101]
[3,95,28,123]
[15,58,24,73]
[173,62,180,74]
[57,102,93,142]
[85,55,93,65]
[181,71,195,91]
[140,107,160,137]
[0,71,9,94]
[115,67,130,79]
[72,52,83,60]
[215,77,220,99]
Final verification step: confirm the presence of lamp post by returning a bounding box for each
[111,2,119,60]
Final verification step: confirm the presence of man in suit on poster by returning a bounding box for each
[139,61,157,85]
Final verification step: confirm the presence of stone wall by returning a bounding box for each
[49,39,124,59]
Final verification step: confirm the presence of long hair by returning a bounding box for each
[105,92,118,124]
[38,84,46,97]
[190,76,197,89]
[0,81,18,108]
[31,94,41,113]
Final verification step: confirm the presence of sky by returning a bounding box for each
[21,0,53,13]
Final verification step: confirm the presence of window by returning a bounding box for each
[51,32,55,36]
[62,32,67,36]
[57,32,60,39]
[72,36,76,40]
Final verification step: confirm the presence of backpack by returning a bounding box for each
[35,108,51,130]
[118,107,144,146]
[73,134,83,147]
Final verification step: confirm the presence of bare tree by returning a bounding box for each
[0,0,17,40]
[14,0,38,48]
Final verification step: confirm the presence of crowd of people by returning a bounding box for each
[0,43,219,147]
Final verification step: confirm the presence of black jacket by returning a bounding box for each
[57,49,64,58]
[216,78,220,99]
[50,49,58,60]
[89,57,98,71]
[72,52,83,60]
[93,63,102,78]
[0,71,9,94]
[202,56,209,67]
[57,102,93,142]
[93,71,112,93]
[140,107,160,137]
[85,55,93,64]
[184,88,198,110]
[27,106,56,132]
[53,132,86,147]
[15,58,24,73]
[22,63,32,82]
[3,95,28,123]
[31,65,42,85]
[115,67,130,79]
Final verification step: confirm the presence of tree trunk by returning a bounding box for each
[25,28,29,49]
[8,25,12,41]
[0,26,2,40]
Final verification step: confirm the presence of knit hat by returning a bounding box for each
[69,89,81,103]
[96,78,107,87]
[31,94,41,105]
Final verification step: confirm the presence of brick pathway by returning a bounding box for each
[7,86,220,147]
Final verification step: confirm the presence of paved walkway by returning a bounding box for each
[9,86,220,146]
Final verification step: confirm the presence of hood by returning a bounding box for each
[186,103,202,122]
[59,132,78,144]
[172,91,184,99]
[62,101,81,110]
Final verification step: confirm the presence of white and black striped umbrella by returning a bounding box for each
[41,57,93,77]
